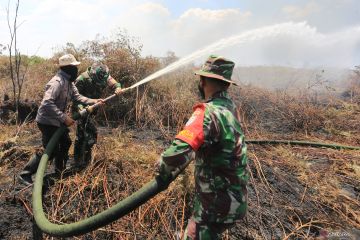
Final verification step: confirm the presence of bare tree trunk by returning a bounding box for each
[7,0,18,104]
[6,0,29,125]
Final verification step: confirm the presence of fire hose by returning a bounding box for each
[32,89,360,238]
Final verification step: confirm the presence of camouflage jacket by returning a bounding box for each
[73,70,121,111]
[161,91,249,224]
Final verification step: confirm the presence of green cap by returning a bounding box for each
[194,55,237,85]
[88,62,110,87]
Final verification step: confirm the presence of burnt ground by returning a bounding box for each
[0,193,33,240]
[0,130,35,240]
[231,145,360,240]
[0,124,359,240]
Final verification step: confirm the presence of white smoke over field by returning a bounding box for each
[205,22,360,68]
[129,22,359,89]
[265,23,360,68]
[115,3,360,68]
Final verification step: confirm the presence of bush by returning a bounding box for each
[232,85,327,135]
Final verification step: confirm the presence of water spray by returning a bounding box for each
[32,22,360,238]
[82,22,319,117]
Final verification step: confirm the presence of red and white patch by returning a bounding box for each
[176,103,205,151]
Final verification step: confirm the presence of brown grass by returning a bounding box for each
[1,110,358,239]
[38,131,194,239]
[1,50,360,239]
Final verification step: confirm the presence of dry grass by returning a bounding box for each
[226,143,360,239]
[232,86,328,135]
[39,130,194,239]
[1,117,358,239]
[0,58,360,239]
[131,69,197,137]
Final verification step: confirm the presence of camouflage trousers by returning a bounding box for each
[184,218,234,240]
[74,116,97,167]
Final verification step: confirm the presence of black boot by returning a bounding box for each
[18,173,33,186]
[18,153,41,185]
[84,148,92,166]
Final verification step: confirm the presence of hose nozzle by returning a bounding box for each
[78,88,129,119]
[78,105,95,118]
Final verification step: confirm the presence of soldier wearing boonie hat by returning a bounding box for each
[71,62,122,169]
[156,55,249,239]
[194,55,238,85]
[18,54,103,185]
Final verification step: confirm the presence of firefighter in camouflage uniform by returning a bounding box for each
[157,55,249,239]
[73,62,122,168]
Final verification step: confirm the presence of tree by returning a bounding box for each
[350,65,360,103]
[161,51,179,67]
[342,65,360,103]
[353,65,360,78]
[6,0,29,123]
[0,44,6,55]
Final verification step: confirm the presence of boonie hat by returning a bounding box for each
[59,54,81,67]
[195,55,237,85]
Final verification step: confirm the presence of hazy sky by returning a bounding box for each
[0,0,359,68]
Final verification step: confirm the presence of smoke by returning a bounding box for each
[130,22,360,89]
[198,22,360,68]
[117,4,360,68]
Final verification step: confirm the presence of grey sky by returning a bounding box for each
[0,0,359,67]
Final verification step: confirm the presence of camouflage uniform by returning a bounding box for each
[159,56,249,240]
[73,63,121,166]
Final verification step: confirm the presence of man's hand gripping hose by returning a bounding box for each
[78,88,130,118]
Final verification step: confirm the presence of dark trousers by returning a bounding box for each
[21,123,71,176]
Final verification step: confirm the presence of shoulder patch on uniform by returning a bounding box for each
[176,103,206,151]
